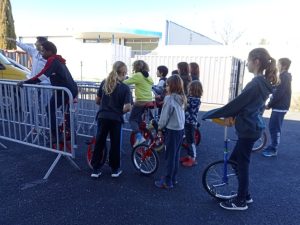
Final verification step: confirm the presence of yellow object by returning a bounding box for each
[212,117,235,127]
[0,53,28,81]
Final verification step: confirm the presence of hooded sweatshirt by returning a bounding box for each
[267,71,292,111]
[202,75,273,139]
[123,72,154,102]
[158,94,185,130]
[24,55,78,98]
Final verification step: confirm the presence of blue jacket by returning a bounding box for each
[267,71,292,110]
[202,75,273,139]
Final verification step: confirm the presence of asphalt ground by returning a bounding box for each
[1,110,300,225]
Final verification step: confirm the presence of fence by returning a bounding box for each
[135,55,245,104]
[0,81,79,179]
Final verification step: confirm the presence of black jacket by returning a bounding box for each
[25,55,78,98]
[267,71,292,110]
[202,75,273,139]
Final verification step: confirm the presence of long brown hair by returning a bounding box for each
[248,48,278,85]
[188,80,203,97]
[166,74,187,107]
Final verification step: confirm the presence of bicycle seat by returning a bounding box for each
[144,101,156,109]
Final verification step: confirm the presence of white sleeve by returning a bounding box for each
[16,41,37,57]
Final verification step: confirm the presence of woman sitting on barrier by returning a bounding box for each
[123,60,154,147]
[90,61,131,178]
[17,41,78,144]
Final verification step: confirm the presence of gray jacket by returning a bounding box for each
[158,94,185,130]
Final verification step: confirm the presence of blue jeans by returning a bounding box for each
[229,137,257,201]
[268,111,286,151]
[164,128,184,186]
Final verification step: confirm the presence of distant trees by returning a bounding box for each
[212,20,245,45]
[0,0,16,49]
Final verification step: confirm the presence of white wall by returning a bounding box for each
[19,36,131,82]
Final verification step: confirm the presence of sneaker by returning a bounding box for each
[246,194,253,204]
[133,133,146,147]
[91,169,102,178]
[182,157,197,167]
[262,150,277,157]
[111,169,123,178]
[220,198,248,211]
[154,178,174,189]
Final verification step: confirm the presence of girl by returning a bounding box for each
[91,61,131,178]
[177,62,191,95]
[202,48,278,210]
[155,75,186,189]
[123,60,154,147]
[180,80,203,167]
[189,62,200,81]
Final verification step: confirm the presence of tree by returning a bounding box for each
[212,20,245,45]
[0,0,16,49]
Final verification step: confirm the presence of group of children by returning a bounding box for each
[10,36,291,211]
[90,48,292,211]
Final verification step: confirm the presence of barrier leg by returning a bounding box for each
[43,154,62,180]
[64,156,81,171]
[0,141,8,149]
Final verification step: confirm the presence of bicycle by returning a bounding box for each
[129,101,202,152]
[131,133,163,175]
[132,123,202,175]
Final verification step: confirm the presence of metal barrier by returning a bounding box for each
[0,81,79,179]
[76,82,133,138]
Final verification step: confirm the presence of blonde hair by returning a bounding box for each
[103,61,127,95]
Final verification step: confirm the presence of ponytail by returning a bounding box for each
[265,57,278,85]
[248,48,279,85]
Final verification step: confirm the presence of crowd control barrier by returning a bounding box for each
[0,81,79,179]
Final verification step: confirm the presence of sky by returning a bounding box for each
[9,0,300,45]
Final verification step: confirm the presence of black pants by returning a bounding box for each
[91,118,122,170]
[46,91,70,138]
[229,137,257,201]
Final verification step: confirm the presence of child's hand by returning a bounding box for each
[224,117,235,127]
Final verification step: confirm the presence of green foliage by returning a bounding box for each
[0,0,16,49]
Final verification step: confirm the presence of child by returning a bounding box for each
[153,65,168,118]
[202,48,278,210]
[263,58,292,157]
[180,80,203,167]
[155,75,186,189]
[152,65,168,96]
[177,62,191,95]
[123,60,154,147]
[90,61,131,178]
[189,62,200,81]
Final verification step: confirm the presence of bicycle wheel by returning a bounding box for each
[130,128,154,147]
[131,143,159,175]
[252,131,267,152]
[86,137,108,169]
[202,160,238,200]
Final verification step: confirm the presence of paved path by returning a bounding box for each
[1,111,299,225]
